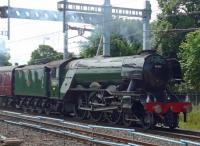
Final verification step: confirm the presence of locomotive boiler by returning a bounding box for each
[0,50,192,129]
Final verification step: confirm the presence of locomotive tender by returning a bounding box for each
[0,50,192,129]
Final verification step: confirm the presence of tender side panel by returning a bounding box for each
[14,67,49,97]
[0,71,13,96]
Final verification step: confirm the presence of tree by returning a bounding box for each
[152,0,200,58]
[80,33,141,58]
[0,52,11,66]
[179,29,200,91]
[80,19,142,57]
[0,39,11,66]
[28,45,63,65]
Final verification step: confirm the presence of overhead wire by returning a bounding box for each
[1,3,157,43]
[4,1,200,61]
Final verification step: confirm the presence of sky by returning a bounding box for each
[0,0,160,65]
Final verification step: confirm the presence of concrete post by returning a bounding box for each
[143,0,151,51]
[7,0,10,40]
[63,0,68,60]
[103,0,111,57]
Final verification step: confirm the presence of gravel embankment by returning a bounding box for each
[0,121,87,146]
[0,116,189,146]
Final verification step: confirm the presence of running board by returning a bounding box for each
[79,106,118,112]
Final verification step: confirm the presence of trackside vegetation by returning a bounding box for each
[179,106,200,130]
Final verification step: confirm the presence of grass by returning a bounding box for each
[179,105,200,130]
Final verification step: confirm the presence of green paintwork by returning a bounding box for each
[50,78,59,98]
[68,56,144,87]
[14,65,49,97]
[12,52,167,100]
[46,59,72,100]
[60,56,129,97]
[60,68,77,98]
[74,57,123,85]
[74,68,122,87]
[59,54,152,99]
[49,68,59,99]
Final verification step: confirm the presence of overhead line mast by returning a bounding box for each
[63,0,68,60]
[0,0,152,59]
[57,0,152,58]
[7,0,10,40]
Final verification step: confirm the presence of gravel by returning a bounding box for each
[0,121,87,146]
[0,112,192,146]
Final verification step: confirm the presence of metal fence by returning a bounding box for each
[171,92,200,106]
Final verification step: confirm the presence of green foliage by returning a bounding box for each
[0,39,12,66]
[80,33,141,58]
[28,45,63,65]
[179,29,200,91]
[153,0,200,58]
[157,0,200,15]
[179,106,200,130]
[80,19,142,58]
[80,33,101,58]
[0,53,12,66]
[151,20,176,57]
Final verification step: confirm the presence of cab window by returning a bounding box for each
[50,67,59,79]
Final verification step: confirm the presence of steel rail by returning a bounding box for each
[4,120,132,146]
[0,110,154,146]
[1,110,200,145]
[149,129,200,141]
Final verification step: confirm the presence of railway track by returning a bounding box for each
[0,110,155,146]
[133,126,200,142]
[150,128,200,142]
[0,109,199,146]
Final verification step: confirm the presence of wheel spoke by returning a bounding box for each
[122,112,133,127]
[105,110,122,124]
[90,111,103,122]
[89,92,104,122]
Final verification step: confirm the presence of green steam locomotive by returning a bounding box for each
[0,50,192,129]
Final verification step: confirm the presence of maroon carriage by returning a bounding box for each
[0,66,15,97]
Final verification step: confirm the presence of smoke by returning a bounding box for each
[91,18,143,44]
[110,18,143,44]
[0,38,9,66]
